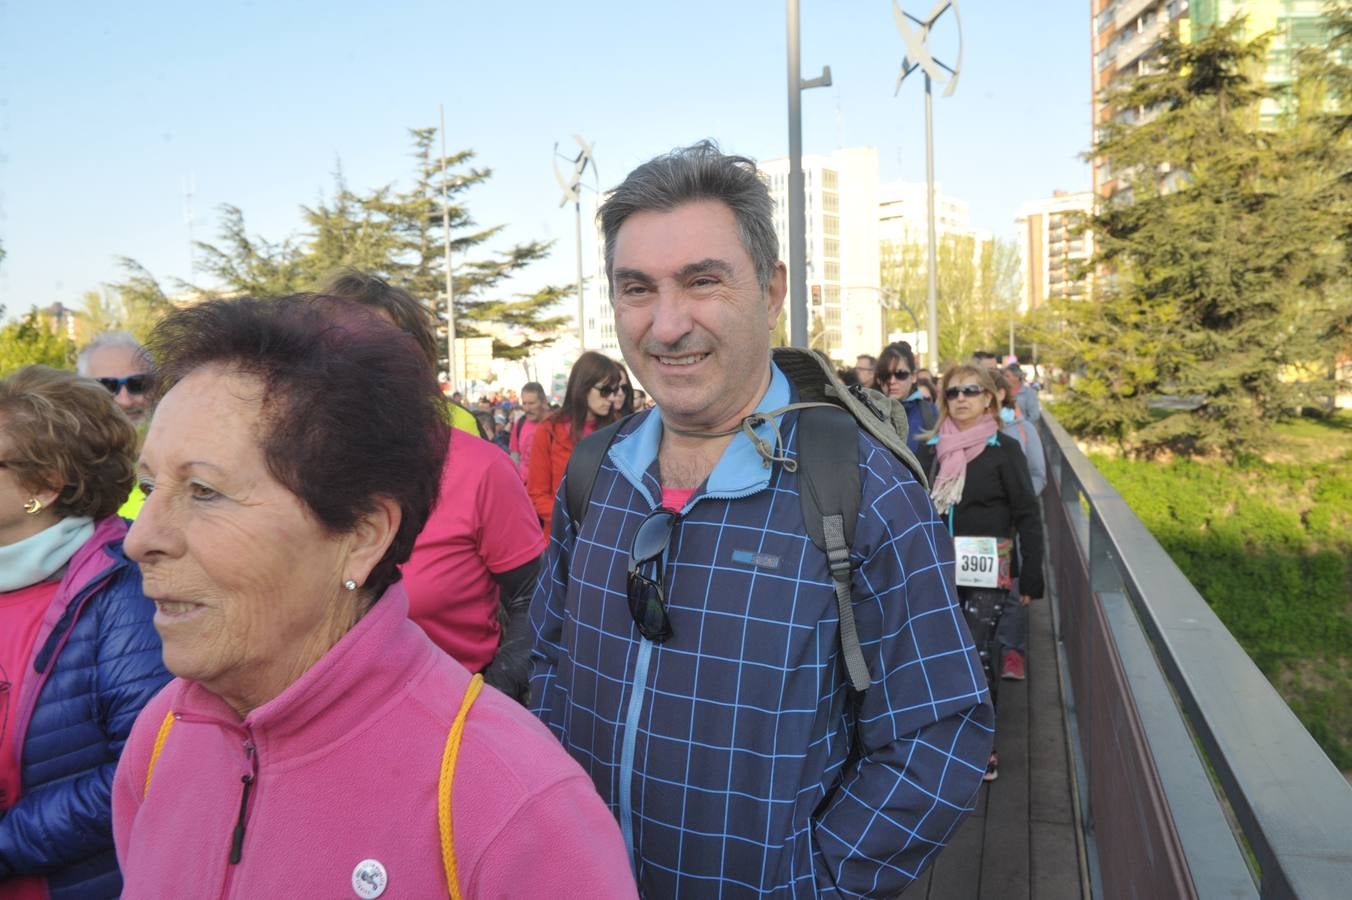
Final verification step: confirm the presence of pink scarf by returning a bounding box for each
[930,415,999,515]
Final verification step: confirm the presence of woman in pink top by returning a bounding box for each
[113,296,635,899]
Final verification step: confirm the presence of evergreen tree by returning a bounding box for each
[115,128,569,370]
[1052,19,1350,455]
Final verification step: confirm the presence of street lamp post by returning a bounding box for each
[440,104,457,394]
[786,0,832,348]
[554,136,598,352]
[892,1,963,368]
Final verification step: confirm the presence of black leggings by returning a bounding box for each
[959,586,1008,710]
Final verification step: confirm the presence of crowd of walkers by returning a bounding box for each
[0,141,1046,898]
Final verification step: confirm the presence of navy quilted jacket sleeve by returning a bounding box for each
[0,552,169,898]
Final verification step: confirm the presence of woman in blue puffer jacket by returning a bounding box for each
[0,365,169,900]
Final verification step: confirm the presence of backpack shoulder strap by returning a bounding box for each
[439,673,485,900]
[797,405,871,693]
[563,416,630,533]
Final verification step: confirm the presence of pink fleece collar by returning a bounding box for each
[169,585,448,766]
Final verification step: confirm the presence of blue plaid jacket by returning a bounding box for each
[530,365,994,898]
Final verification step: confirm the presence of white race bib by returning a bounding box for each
[953,536,1001,589]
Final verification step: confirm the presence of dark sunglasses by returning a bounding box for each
[595,384,621,398]
[627,508,677,642]
[96,374,149,395]
[879,369,912,382]
[945,384,987,399]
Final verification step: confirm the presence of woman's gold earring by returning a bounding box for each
[23,498,44,515]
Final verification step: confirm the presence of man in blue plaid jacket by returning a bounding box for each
[529,141,994,898]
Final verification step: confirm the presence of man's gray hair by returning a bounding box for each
[76,330,146,376]
[598,140,778,291]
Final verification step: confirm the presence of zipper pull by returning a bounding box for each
[229,741,257,865]
[229,773,254,864]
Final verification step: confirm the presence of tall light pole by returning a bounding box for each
[440,104,458,394]
[893,1,962,368]
[786,0,832,348]
[554,136,598,352]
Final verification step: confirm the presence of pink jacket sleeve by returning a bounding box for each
[111,684,175,869]
[468,774,637,898]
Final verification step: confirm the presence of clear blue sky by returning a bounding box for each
[0,0,1090,317]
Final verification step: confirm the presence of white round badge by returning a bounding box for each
[351,859,388,899]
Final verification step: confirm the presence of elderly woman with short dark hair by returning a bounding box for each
[111,295,633,898]
[0,365,169,900]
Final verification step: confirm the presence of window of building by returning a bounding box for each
[822,192,839,213]
[823,214,839,236]
[822,169,838,190]
[824,261,840,282]
[823,238,839,259]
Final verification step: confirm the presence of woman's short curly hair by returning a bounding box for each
[144,294,450,597]
[0,365,138,520]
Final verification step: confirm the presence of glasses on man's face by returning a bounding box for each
[96,375,149,396]
[945,384,987,400]
[627,508,677,642]
[879,369,912,383]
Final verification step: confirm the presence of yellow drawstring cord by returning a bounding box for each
[439,673,484,899]
[144,710,177,797]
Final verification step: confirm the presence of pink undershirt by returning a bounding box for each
[661,486,698,513]
[0,579,59,900]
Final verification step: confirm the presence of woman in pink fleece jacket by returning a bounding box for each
[111,295,635,899]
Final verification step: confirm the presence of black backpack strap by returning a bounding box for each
[563,417,629,533]
[797,405,871,693]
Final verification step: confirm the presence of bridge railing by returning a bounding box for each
[1037,411,1352,900]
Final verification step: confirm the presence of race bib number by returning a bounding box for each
[953,537,1013,589]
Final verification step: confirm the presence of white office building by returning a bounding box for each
[759,147,883,364]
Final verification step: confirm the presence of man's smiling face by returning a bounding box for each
[610,200,785,431]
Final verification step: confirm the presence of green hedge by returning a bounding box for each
[1088,415,1352,770]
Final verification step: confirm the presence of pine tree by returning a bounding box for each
[115,128,569,371]
[1053,19,1350,455]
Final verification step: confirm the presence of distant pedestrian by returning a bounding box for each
[854,353,878,390]
[509,382,548,482]
[525,351,621,531]
[0,365,169,900]
[77,331,152,429]
[877,341,938,452]
[916,363,1043,782]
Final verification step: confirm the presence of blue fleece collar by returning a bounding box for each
[609,364,791,508]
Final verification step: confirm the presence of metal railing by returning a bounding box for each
[1037,411,1352,899]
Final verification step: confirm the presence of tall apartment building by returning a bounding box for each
[1092,0,1331,197]
[1015,191,1096,313]
[1191,1,1330,122]
[1092,0,1192,197]
[760,147,882,363]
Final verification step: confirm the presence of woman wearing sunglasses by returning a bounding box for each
[527,351,623,531]
[916,364,1043,784]
[0,366,169,900]
[876,342,938,452]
